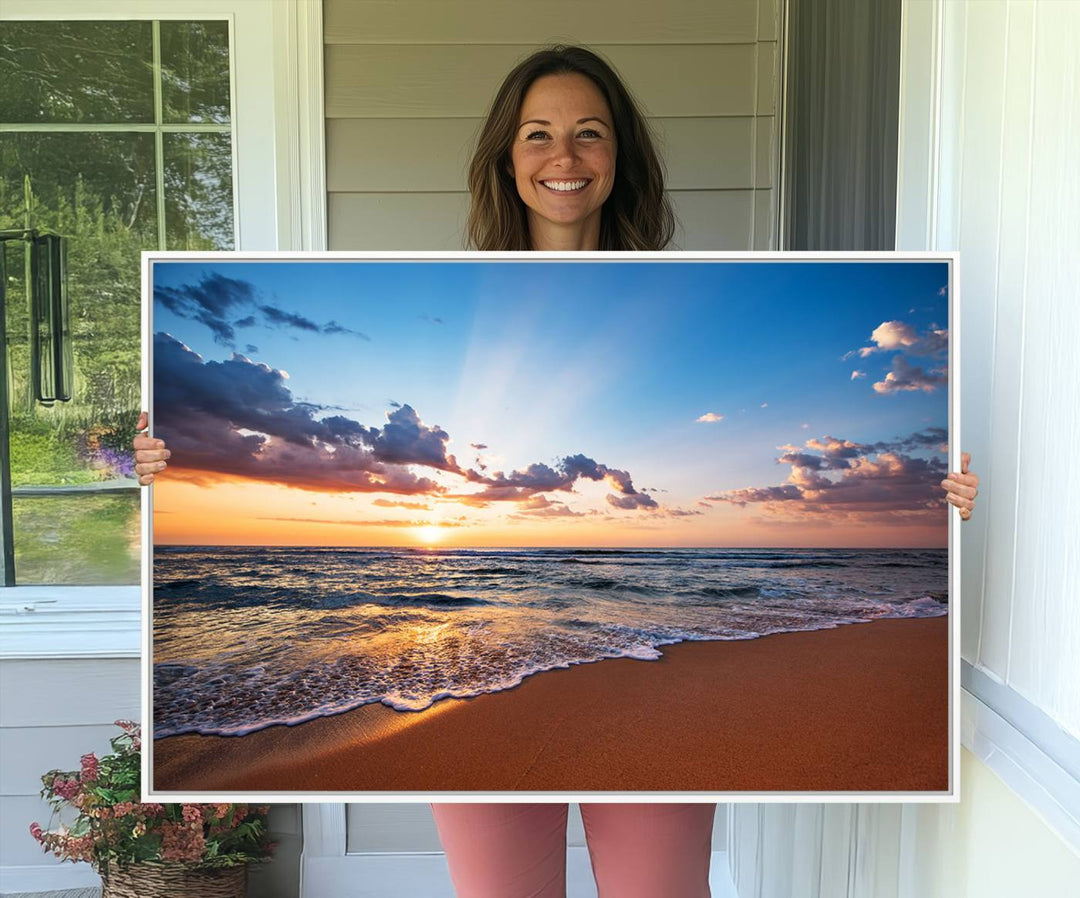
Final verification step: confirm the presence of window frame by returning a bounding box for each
[0,0,326,658]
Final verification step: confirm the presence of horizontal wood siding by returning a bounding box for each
[325,0,760,45]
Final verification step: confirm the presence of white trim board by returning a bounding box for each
[961,686,1080,855]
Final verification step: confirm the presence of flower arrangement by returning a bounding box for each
[30,721,274,877]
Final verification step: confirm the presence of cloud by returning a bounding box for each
[696,412,724,423]
[461,452,658,510]
[421,314,445,325]
[470,443,488,450]
[372,499,432,510]
[154,273,256,347]
[851,370,866,380]
[509,496,587,518]
[855,320,948,359]
[760,402,768,408]
[258,304,320,333]
[155,273,371,347]
[154,332,444,495]
[873,356,948,394]
[256,516,467,528]
[351,404,461,473]
[155,333,658,514]
[704,430,948,524]
[322,320,371,340]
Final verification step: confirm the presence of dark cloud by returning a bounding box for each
[873,427,948,453]
[155,333,656,512]
[154,332,442,495]
[244,344,259,354]
[322,320,371,340]
[463,452,658,511]
[258,304,320,333]
[155,274,373,347]
[354,405,460,473]
[421,314,445,325]
[154,273,256,346]
[873,356,948,394]
[470,443,488,451]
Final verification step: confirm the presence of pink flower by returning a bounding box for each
[181,805,202,824]
[29,822,43,842]
[52,777,80,801]
[80,753,99,782]
[160,821,206,863]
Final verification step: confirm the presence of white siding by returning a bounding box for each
[324,0,782,251]
[0,659,140,872]
[897,0,1080,737]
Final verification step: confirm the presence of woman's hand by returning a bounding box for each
[133,411,170,486]
[941,451,979,521]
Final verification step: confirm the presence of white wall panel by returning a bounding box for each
[953,0,1010,674]
[1005,1,1080,731]
[980,0,1035,684]
[899,0,1080,738]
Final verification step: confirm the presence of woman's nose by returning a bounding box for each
[549,134,579,166]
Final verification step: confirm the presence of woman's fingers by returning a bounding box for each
[135,460,168,475]
[940,477,978,500]
[134,448,170,463]
[945,492,974,510]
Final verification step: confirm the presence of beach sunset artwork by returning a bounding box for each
[148,257,952,795]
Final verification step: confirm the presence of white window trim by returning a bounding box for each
[0,0,326,660]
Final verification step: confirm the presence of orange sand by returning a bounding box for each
[151,616,949,794]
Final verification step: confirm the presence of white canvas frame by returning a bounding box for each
[140,249,961,805]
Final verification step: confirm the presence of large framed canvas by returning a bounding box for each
[142,252,958,800]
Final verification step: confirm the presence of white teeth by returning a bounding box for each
[542,179,588,192]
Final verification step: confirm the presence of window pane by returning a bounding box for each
[0,21,154,124]
[160,20,232,124]
[164,133,235,250]
[12,493,140,585]
[1,132,155,443]
[2,132,152,587]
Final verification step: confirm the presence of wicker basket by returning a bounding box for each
[100,862,247,898]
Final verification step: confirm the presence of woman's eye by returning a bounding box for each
[525,130,550,140]
[578,129,602,138]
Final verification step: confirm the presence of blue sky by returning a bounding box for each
[151,259,950,547]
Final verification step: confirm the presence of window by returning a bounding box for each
[0,18,235,585]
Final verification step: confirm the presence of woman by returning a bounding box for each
[135,45,978,898]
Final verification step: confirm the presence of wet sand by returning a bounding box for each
[151,616,949,794]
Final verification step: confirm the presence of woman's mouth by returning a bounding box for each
[540,179,591,193]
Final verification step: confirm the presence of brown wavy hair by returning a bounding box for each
[467,46,675,251]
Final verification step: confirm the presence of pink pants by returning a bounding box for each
[431,803,716,898]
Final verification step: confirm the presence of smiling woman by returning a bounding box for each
[466,45,674,252]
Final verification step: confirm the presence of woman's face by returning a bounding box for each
[509,73,617,244]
